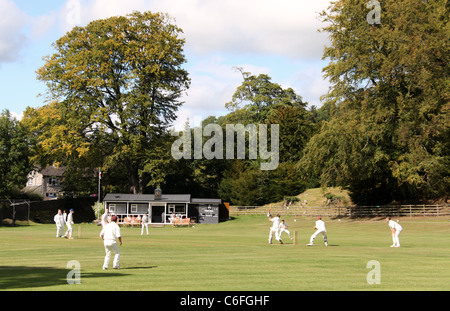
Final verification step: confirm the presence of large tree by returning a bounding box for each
[0,110,33,199]
[216,71,312,205]
[25,11,190,194]
[225,68,307,123]
[301,0,449,204]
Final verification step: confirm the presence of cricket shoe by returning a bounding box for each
[306,243,313,246]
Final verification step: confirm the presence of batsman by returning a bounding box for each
[267,206,283,244]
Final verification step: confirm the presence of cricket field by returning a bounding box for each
[1,215,449,291]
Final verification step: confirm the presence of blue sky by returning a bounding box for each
[0,0,332,129]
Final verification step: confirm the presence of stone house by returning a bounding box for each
[23,166,66,200]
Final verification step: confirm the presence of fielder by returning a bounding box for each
[279,220,293,240]
[268,212,283,244]
[386,216,402,247]
[307,216,328,246]
[64,209,75,239]
[100,215,122,270]
[141,213,149,236]
[53,209,65,238]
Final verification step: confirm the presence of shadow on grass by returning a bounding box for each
[0,266,130,290]
[121,266,157,270]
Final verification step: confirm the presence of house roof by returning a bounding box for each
[103,194,222,204]
[38,166,66,177]
[103,193,191,203]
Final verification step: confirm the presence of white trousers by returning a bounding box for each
[56,224,64,237]
[103,240,120,268]
[310,230,327,244]
[392,228,402,246]
[279,228,292,238]
[141,223,149,235]
[268,227,281,243]
[65,224,73,238]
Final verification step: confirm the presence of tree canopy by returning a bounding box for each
[0,110,33,199]
[300,0,449,204]
[24,11,190,194]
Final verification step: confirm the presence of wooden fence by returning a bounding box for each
[229,204,450,218]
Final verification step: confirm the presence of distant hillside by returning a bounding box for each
[266,187,354,208]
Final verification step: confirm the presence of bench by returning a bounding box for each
[121,216,141,227]
[172,217,191,227]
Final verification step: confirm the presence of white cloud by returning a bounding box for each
[165,0,331,59]
[66,0,149,29]
[0,0,61,64]
[172,55,272,130]
[71,0,331,59]
[0,0,28,63]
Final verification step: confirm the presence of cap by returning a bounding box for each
[318,216,322,220]
[111,215,118,222]
[70,209,74,212]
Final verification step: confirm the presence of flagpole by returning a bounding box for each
[98,168,101,203]
[97,168,101,219]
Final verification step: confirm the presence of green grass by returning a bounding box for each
[1,215,449,291]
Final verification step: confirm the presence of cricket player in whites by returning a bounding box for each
[65,209,75,239]
[386,216,402,247]
[307,216,328,246]
[268,208,283,244]
[141,213,149,236]
[279,220,293,240]
[100,215,122,270]
[53,209,65,238]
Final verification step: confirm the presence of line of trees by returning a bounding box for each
[2,1,448,205]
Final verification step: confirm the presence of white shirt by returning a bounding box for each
[279,222,288,230]
[270,216,281,229]
[142,215,149,224]
[54,214,65,226]
[101,222,121,241]
[388,220,402,231]
[67,213,74,225]
[315,220,326,232]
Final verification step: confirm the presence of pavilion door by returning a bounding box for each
[151,205,165,223]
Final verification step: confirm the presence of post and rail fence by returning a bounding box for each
[229,204,450,218]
